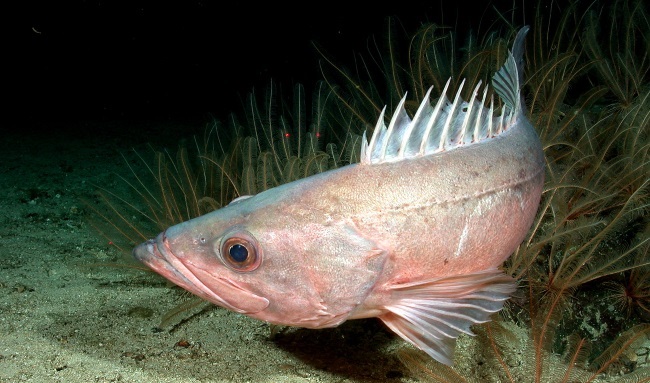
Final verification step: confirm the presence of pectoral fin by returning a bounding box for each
[379,269,516,365]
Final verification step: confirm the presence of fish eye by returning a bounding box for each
[219,231,261,272]
[228,243,248,262]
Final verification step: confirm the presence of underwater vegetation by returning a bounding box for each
[88,0,650,381]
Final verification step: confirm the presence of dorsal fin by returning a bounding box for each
[360,26,529,165]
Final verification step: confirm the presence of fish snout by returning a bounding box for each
[132,238,158,263]
[132,229,170,263]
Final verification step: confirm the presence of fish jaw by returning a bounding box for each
[132,229,270,314]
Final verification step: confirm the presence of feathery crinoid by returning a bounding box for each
[525,0,603,141]
[583,0,650,113]
[230,80,363,196]
[604,237,650,320]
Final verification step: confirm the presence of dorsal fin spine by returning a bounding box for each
[459,80,482,145]
[399,87,434,158]
[380,96,408,160]
[439,79,465,151]
[474,85,490,141]
[361,26,529,165]
[366,107,386,160]
[488,96,495,137]
[498,108,505,134]
[420,79,451,156]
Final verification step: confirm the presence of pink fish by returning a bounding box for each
[133,26,544,366]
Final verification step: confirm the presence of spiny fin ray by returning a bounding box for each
[361,26,529,165]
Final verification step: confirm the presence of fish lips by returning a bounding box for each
[133,232,270,314]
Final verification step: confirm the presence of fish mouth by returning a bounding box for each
[132,231,269,314]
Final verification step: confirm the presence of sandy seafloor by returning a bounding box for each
[0,119,647,383]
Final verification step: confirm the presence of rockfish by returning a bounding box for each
[133,26,544,365]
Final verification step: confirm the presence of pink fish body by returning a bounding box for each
[134,27,544,365]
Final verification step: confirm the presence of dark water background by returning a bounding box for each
[11,1,534,137]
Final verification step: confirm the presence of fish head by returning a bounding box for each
[133,183,387,328]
